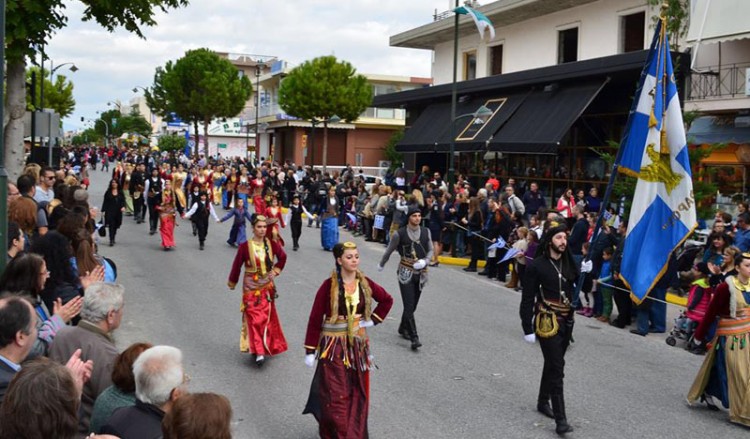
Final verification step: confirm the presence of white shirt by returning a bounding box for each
[34,185,54,204]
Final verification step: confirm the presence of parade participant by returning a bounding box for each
[320,186,339,251]
[171,164,188,212]
[119,163,134,216]
[289,194,312,251]
[219,198,253,247]
[143,167,164,235]
[519,222,577,435]
[130,163,146,224]
[687,252,750,427]
[378,205,433,350]
[249,169,266,214]
[212,165,225,206]
[183,191,220,250]
[223,168,237,209]
[264,196,286,246]
[101,179,125,247]
[156,181,177,250]
[303,241,393,438]
[227,214,288,367]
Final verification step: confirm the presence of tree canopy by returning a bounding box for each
[146,48,253,154]
[158,133,187,152]
[25,66,75,118]
[279,55,372,123]
[95,109,152,138]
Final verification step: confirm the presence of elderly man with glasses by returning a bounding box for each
[101,345,190,439]
[49,282,125,435]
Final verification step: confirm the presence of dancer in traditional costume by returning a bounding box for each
[289,194,312,251]
[156,181,177,250]
[687,252,750,427]
[219,197,253,247]
[144,167,164,235]
[119,163,134,216]
[303,241,393,439]
[227,214,288,367]
[172,164,188,213]
[264,197,286,246]
[321,186,339,251]
[212,165,225,206]
[183,190,220,250]
[223,168,238,209]
[249,170,266,214]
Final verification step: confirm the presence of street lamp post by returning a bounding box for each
[254,62,264,165]
[43,60,78,166]
[95,118,110,149]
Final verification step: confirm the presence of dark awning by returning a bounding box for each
[396,92,528,153]
[487,78,608,154]
[687,115,750,145]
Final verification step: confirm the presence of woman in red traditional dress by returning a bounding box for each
[156,181,177,250]
[250,170,267,214]
[303,241,393,438]
[264,196,286,246]
[227,214,288,367]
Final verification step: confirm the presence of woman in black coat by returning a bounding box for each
[102,178,126,246]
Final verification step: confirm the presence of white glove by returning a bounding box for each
[523,333,536,344]
[359,320,374,328]
[580,260,593,273]
[413,259,427,270]
[304,354,316,368]
[692,338,703,347]
[377,264,384,272]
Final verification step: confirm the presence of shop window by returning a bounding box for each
[558,27,578,64]
[621,11,645,53]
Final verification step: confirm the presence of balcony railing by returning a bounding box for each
[256,105,405,122]
[688,62,749,101]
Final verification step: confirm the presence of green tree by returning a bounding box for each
[4,0,189,179]
[647,0,689,50]
[158,134,187,152]
[25,66,75,117]
[279,55,372,172]
[146,48,252,155]
[382,129,404,171]
[71,127,102,146]
[94,109,151,139]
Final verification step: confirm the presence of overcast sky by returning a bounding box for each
[45,0,454,131]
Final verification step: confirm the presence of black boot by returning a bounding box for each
[537,398,554,419]
[410,336,422,350]
[551,394,573,435]
[199,241,205,250]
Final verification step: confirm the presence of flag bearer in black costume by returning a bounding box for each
[378,205,433,351]
[519,221,577,435]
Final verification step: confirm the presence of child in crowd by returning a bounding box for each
[576,242,595,317]
[595,247,615,322]
[685,262,714,337]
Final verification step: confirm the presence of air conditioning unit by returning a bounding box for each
[378,160,391,169]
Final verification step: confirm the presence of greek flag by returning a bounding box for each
[618,18,697,302]
[454,6,495,41]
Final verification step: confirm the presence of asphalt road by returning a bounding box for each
[87,167,745,439]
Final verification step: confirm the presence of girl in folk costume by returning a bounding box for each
[183,190,220,250]
[223,167,238,209]
[227,214,288,367]
[212,165,225,206]
[236,167,251,209]
[119,163,135,216]
[320,185,339,251]
[156,181,178,250]
[688,252,750,427]
[303,242,393,439]
[219,197,253,247]
[249,169,267,214]
[289,194,313,251]
[264,196,286,246]
[172,163,189,212]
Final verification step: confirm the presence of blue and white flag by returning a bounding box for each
[346,212,357,224]
[497,248,521,264]
[488,237,506,250]
[454,6,495,41]
[618,18,697,303]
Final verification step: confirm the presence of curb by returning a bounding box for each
[666,293,687,307]
[437,255,486,268]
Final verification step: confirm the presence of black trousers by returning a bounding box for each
[194,217,208,243]
[147,201,159,232]
[107,224,118,243]
[398,274,423,339]
[133,196,145,221]
[467,235,482,269]
[538,317,573,400]
[291,220,302,247]
[612,279,632,326]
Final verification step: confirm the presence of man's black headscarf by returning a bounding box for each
[536,221,579,282]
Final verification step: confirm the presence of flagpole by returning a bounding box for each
[572,15,668,301]
[448,0,459,189]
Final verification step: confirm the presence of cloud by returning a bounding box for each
[45,0,452,130]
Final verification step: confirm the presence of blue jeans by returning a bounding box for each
[636,286,667,333]
[455,231,466,257]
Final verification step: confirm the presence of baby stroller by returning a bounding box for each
[665,310,691,347]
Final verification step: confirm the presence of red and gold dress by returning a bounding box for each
[303,271,393,439]
[156,191,177,249]
[264,206,286,246]
[250,177,266,214]
[228,238,288,357]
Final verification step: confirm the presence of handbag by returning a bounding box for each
[97,222,107,238]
